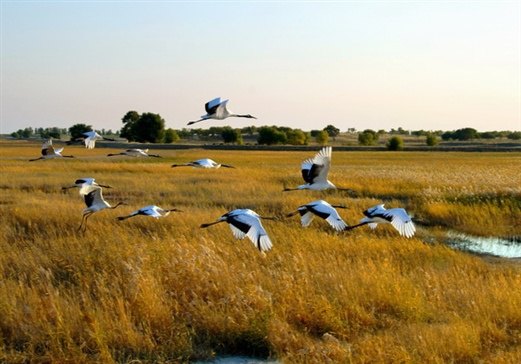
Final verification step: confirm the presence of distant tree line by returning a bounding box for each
[9,114,521,147]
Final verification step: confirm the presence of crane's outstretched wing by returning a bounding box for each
[41,139,55,156]
[301,146,332,184]
[383,208,416,238]
[304,201,347,231]
[227,212,272,252]
[214,99,229,119]
[205,97,222,115]
[82,186,109,208]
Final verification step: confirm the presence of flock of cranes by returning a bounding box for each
[30,97,416,252]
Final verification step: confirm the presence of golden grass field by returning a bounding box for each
[1,139,520,363]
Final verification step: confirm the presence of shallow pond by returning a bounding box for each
[445,232,521,259]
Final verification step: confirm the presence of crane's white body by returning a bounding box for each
[188,97,256,125]
[30,139,73,161]
[285,146,335,191]
[118,205,179,220]
[81,186,113,214]
[292,200,348,231]
[202,209,272,252]
[82,131,103,149]
[78,185,124,231]
[360,204,416,238]
[108,149,160,158]
[172,158,234,169]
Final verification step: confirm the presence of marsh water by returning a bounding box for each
[444,232,521,259]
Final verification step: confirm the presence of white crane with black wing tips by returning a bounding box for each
[286,200,349,231]
[171,158,235,169]
[284,146,339,191]
[62,178,112,195]
[200,209,274,252]
[29,139,75,161]
[187,97,256,125]
[107,149,161,158]
[78,185,125,232]
[345,204,416,238]
[117,205,182,221]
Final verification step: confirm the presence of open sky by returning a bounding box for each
[1,1,520,134]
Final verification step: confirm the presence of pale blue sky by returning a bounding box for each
[1,1,520,134]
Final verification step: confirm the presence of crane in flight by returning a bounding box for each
[107,149,161,158]
[171,158,235,169]
[117,205,182,220]
[283,146,338,191]
[187,98,256,125]
[345,204,416,238]
[286,199,349,231]
[68,131,115,149]
[29,139,74,161]
[78,185,125,232]
[62,178,112,195]
[200,209,274,252]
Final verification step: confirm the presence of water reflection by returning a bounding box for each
[446,232,521,258]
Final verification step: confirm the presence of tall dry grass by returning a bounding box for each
[0,140,520,363]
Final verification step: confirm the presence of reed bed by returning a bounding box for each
[0,140,520,363]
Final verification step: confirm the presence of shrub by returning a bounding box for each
[358,130,378,146]
[387,136,404,151]
[426,133,439,146]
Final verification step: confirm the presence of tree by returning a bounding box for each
[286,129,309,145]
[10,127,33,139]
[315,130,329,145]
[69,123,92,139]
[221,127,243,144]
[454,128,479,140]
[120,111,140,141]
[119,111,166,143]
[507,131,521,140]
[164,128,180,143]
[257,126,287,145]
[425,133,439,146]
[387,136,404,151]
[132,113,165,143]
[323,124,340,140]
[358,129,378,146]
[39,127,61,139]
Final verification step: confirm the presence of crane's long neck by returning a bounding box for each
[111,202,125,209]
[200,220,224,228]
[344,221,369,231]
